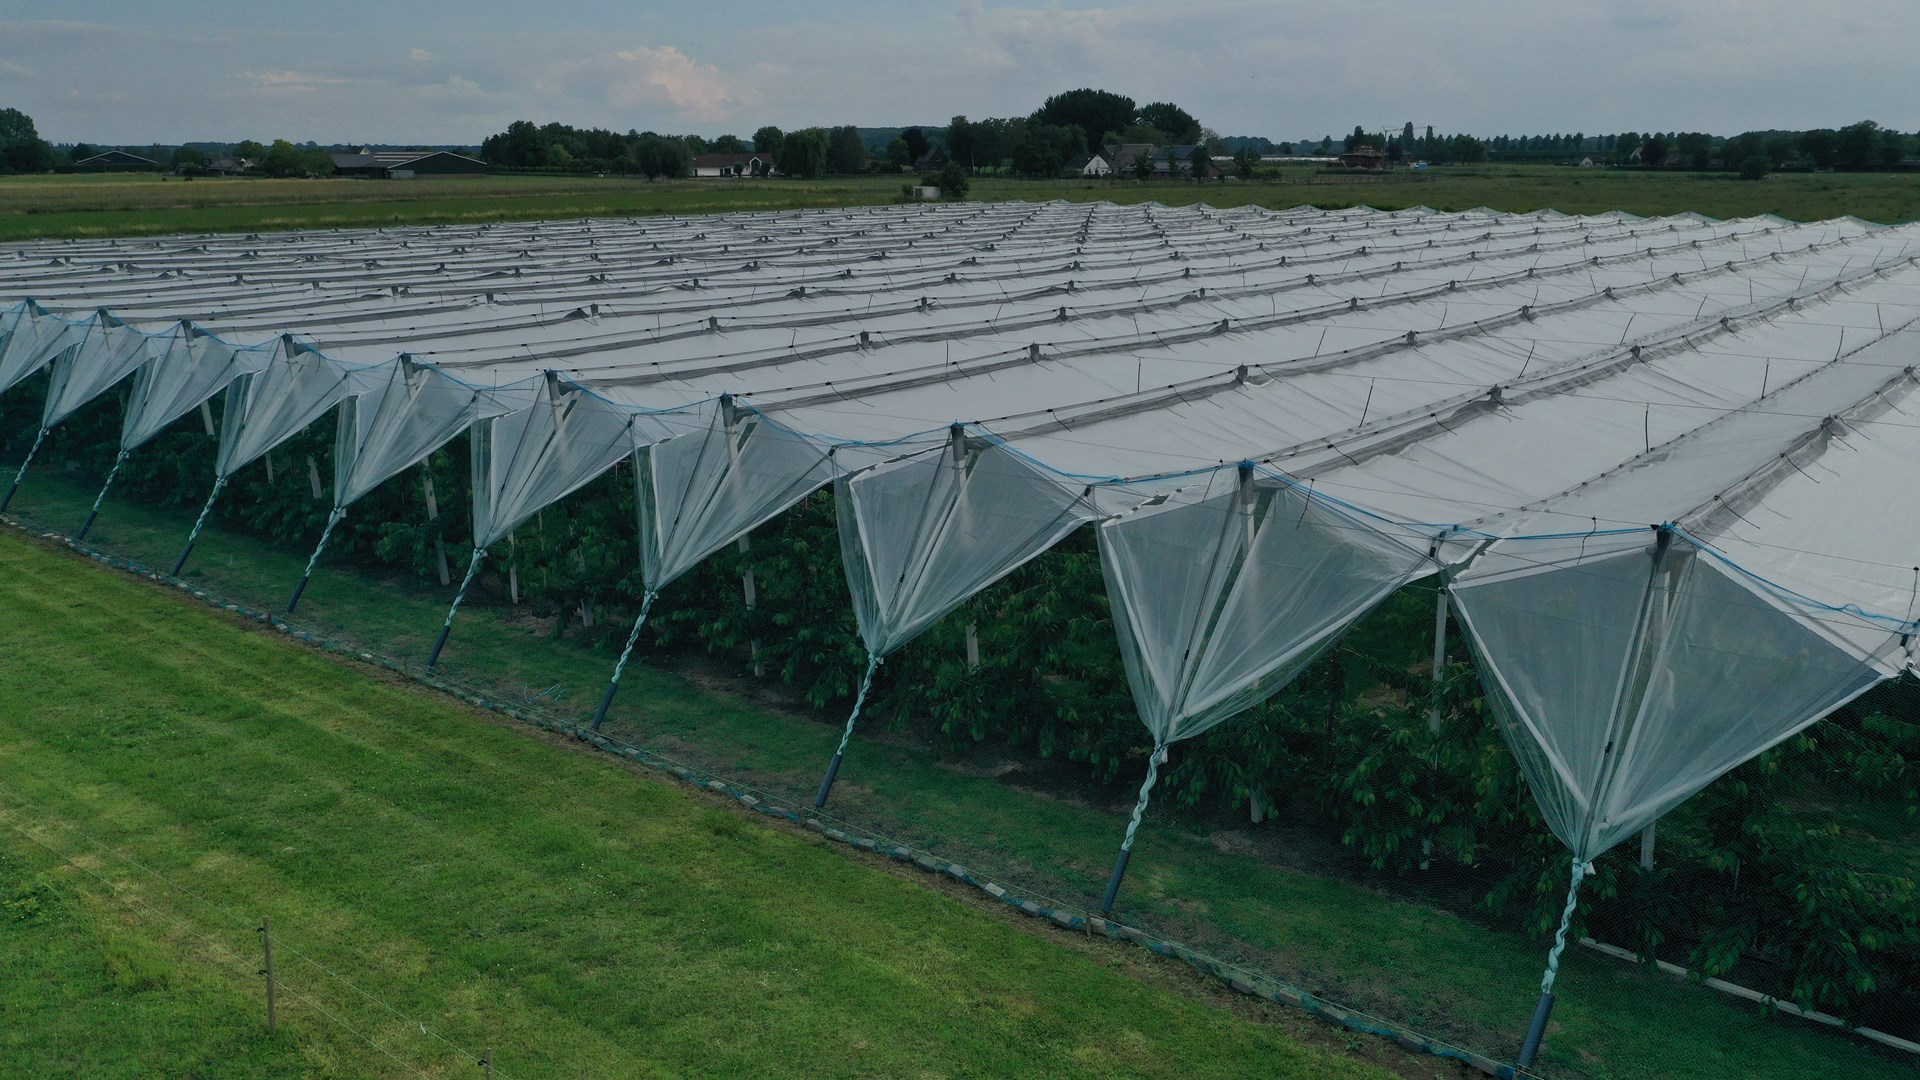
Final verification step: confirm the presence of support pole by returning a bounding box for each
[426,547,488,669]
[287,507,346,613]
[170,475,227,577]
[1517,858,1589,1071]
[1423,585,1449,871]
[258,916,278,1035]
[591,590,659,731]
[77,448,130,539]
[812,654,881,809]
[1100,742,1169,916]
[1639,821,1657,871]
[0,425,48,513]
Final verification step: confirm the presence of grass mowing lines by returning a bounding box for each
[0,531,1399,1079]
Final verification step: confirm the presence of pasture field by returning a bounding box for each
[2,468,1913,1080]
[0,165,1916,242]
[0,528,1408,1080]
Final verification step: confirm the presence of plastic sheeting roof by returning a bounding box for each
[7,200,1920,863]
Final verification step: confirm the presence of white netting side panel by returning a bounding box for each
[469,376,644,551]
[39,319,164,430]
[120,331,270,451]
[1098,477,1430,746]
[0,307,96,397]
[333,360,528,509]
[1455,533,1897,860]
[637,407,836,591]
[838,440,1096,658]
[214,345,371,480]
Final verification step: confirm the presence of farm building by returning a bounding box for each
[691,153,766,177]
[1069,153,1111,177]
[6,202,1920,1070]
[72,150,160,171]
[328,149,488,178]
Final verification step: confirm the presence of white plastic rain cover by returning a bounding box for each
[39,317,165,431]
[119,328,271,452]
[214,340,370,479]
[332,358,526,509]
[1453,529,1898,860]
[635,402,839,590]
[0,306,96,397]
[468,373,644,551]
[1098,471,1431,746]
[837,435,1098,658]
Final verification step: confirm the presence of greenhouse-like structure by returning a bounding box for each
[5,200,1919,1069]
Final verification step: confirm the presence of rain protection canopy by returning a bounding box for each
[1453,527,1898,862]
[0,303,96,397]
[333,357,527,511]
[837,431,1099,659]
[1099,468,1434,749]
[634,399,840,593]
[215,338,371,482]
[469,372,645,553]
[119,326,269,452]
[37,315,163,432]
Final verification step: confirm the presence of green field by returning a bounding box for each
[0,528,1417,1079]
[1,165,1917,243]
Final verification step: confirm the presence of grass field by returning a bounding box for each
[3,465,1914,1080]
[1,165,1917,243]
[0,528,1420,1079]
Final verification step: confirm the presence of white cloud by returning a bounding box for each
[542,44,754,123]
[409,47,433,62]
[233,69,349,94]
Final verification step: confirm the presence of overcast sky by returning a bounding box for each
[6,1,1917,146]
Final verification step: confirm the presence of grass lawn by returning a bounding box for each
[2,461,1914,1080]
[0,528,1412,1079]
[1,165,1916,244]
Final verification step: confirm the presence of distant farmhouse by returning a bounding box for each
[1071,153,1111,177]
[1336,146,1387,170]
[74,150,160,171]
[691,152,766,178]
[329,148,488,179]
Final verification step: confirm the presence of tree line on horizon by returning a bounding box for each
[4,100,1917,182]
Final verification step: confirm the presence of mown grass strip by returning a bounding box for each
[0,528,1402,1079]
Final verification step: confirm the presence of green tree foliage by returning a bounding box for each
[946,115,976,170]
[0,106,55,173]
[631,133,693,179]
[1835,120,1882,170]
[900,126,932,165]
[710,134,747,154]
[1230,146,1260,180]
[260,139,332,178]
[826,125,868,174]
[1343,126,1383,152]
[779,128,830,179]
[231,139,267,165]
[1010,122,1083,178]
[1640,133,1669,167]
[170,146,207,172]
[1799,128,1839,169]
[1136,101,1201,144]
[885,138,910,171]
[1032,88,1135,154]
[1674,131,1713,169]
[752,125,784,156]
[1738,155,1771,181]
